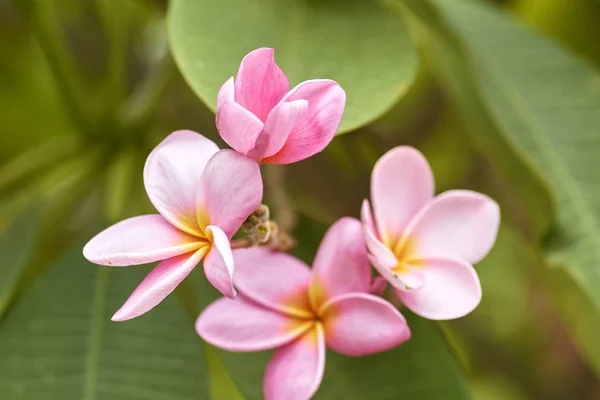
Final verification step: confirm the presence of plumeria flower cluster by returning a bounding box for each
[84,48,500,399]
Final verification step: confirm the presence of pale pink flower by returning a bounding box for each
[216,48,346,164]
[196,218,410,400]
[83,130,263,321]
[362,147,500,320]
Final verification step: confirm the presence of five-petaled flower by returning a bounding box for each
[362,146,500,320]
[196,218,410,400]
[216,47,346,164]
[83,130,263,321]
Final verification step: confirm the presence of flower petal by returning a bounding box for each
[111,249,207,321]
[204,225,236,299]
[144,130,219,236]
[248,99,308,161]
[371,146,434,248]
[234,48,289,122]
[369,277,388,296]
[321,293,410,356]
[312,217,371,301]
[217,76,234,109]
[199,150,263,238]
[404,190,500,264]
[233,247,313,318]
[263,79,345,164]
[83,215,202,266]
[264,324,325,400]
[216,100,264,156]
[396,257,482,320]
[361,199,377,238]
[196,297,310,352]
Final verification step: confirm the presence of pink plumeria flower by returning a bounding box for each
[197,218,410,400]
[362,147,500,320]
[216,47,346,164]
[83,130,262,321]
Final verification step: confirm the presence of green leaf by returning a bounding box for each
[214,313,470,399]
[0,244,209,399]
[405,0,600,311]
[397,0,556,240]
[167,0,417,133]
[0,206,42,318]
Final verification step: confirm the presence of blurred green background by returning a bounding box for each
[1,0,600,398]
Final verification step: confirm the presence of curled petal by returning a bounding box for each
[199,150,263,238]
[361,199,377,238]
[216,100,264,156]
[369,277,388,296]
[83,215,201,266]
[112,249,207,321]
[204,225,236,299]
[233,248,313,318]
[249,99,308,161]
[263,79,345,164]
[312,218,371,303]
[264,324,325,400]
[371,146,434,248]
[234,48,290,122]
[321,293,410,356]
[196,297,310,352]
[144,130,219,236]
[405,190,500,264]
[396,257,482,320]
[217,76,235,109]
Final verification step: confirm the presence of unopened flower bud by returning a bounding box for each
[254,204,270,221]
[256,223,271,243]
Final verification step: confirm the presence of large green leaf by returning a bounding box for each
[167,0,417,133]
[0,206,41,318]
[405,0,600,310]
[0,244,209,399]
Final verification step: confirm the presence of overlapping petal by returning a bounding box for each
[196,297,310,352]
[263,80,345,164]
[404,190,500,264]
[396,257,482,320]
[203,225,236,299]
[199,149,263,238]
[233,248,313,318]
[234,48,289,122]
[312,217,370,301]
[144,130,219,236]
[321,293,410,356]
[371,146,434,248]
[83,215,202,266]
[264,325,326,400]
[111,249,207,321]
[216,101,264,156]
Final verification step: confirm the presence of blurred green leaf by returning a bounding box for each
[405,0,600,312]
[167,0,417,133]
[0,244,209,399]
[0,206,41,319]
[399,0,556,242]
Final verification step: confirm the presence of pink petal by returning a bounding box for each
[312,218,371,301]
[111,249,207,321]
[396,257,482,320]
[371,146,434,248]
[196,297,310,352]
[263,80,345,164]
[248,99,308,161]
[404,190,500,264]
[365,229,425,291]
[217,76,234,109]
[204,225,236,299]
[369,277,388,296]
[144,130,219,236]
[321,293,410,356]
[264,324,325,400]
[360,199,377,238]
[233,247,313,318]
[83,215,202,266]
[199,150,263,238]
[234,48,290,122]
[216,100,264,156]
